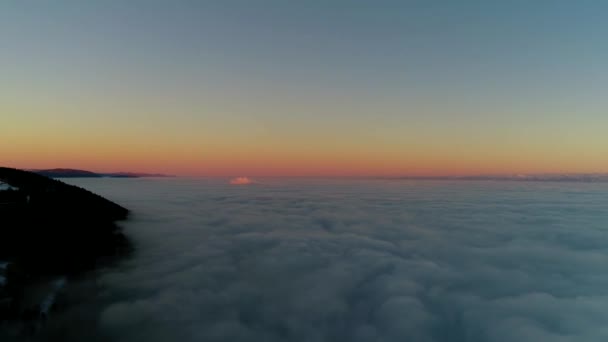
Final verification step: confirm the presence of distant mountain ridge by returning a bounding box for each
[32,168,174,178]
[391,173,608,182]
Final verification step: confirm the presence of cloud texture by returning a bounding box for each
[41,179,608,342]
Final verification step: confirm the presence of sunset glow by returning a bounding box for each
[2,2,607,176]
[230,177,255,185]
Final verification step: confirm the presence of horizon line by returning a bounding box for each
[3,166,608,180]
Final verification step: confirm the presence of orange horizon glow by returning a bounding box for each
[3,113,606,177]
[3,100,606,177]
[2,123,607,177]
[2,149,607,178]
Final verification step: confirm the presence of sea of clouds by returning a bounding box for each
[39,178,608,342]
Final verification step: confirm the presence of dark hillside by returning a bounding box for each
[1,167,131,333]
[33,168,102,178]
[0,167,130,272]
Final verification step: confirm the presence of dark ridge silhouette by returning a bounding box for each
[0,167,129,268]
[32,168,175,178]
[0,167,131,331]
[387,173,608,182]
[102,172,175,178]
[33,168,102,178]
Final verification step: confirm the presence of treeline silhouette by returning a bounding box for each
[0,167,131,273]
[1,167,132,331]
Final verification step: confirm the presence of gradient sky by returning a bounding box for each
[1,1,607,176]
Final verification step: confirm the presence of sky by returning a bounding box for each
[1,0,607,176]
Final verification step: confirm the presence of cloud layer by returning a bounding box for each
[41,179,608,342]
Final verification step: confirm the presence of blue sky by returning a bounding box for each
[1,1,607,175]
